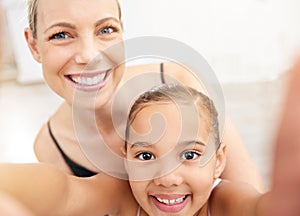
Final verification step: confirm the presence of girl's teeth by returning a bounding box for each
[156,196,185,205]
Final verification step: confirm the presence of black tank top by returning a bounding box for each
[48,63,166,177]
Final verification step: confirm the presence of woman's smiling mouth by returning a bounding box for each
[65,69,112,91]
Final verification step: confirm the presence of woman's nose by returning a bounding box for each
[74,38,102,65]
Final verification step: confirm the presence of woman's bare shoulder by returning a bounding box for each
[123,62,160,79]
[33,102,72,170]
[123,61,202,89]
[211,180,261,216]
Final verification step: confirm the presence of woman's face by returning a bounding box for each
[25,0,124,109]
[126,103,225,216]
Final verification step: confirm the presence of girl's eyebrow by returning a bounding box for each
[130,140,206,150]
[130,141,152,150]
[183,140,206,147]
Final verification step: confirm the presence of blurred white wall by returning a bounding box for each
[3,0,300,84]
[120,0,300,83]
[2,0,42,84]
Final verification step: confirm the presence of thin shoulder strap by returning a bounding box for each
[207,178,222,216]
[47,121,69,159]
[136,205,141,216]
[160,62,166,84]
[47,121,97,177]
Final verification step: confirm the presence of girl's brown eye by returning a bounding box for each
[137,152,155,161]
[181,151,201,160]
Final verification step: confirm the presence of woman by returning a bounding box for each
[24,0,264,212]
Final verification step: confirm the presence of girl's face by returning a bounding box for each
[25,0,124,108]
[126,103,226,216]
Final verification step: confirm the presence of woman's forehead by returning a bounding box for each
[37,0,119,23]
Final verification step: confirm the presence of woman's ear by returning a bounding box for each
[24,27,41,63]
[214,142,227,179]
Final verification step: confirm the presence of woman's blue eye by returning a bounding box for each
[50,32,69,40]
[137,152,155,161]
[101,27,114,34]
[181,151,200,160]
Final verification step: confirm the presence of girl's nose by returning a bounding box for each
[153,170,183,188]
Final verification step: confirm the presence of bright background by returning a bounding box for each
[0,0,299,187]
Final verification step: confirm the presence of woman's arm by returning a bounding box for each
[257,59,300,216]
[0,163,132,215]
[0,163,71,215]
[221,117,265,192]
[213,59,300,216]
[0,191,34,216]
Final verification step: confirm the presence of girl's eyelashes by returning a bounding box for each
[133,150,202,161]
[180,150,202,161]
[136,152,155,161]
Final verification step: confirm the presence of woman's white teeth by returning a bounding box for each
[156,196,185,205]
[71,73,106,85]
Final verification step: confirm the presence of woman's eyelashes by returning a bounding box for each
[47,23,121,42]
[49,31,72,41]
[99,25,120,35]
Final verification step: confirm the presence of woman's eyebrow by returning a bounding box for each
[44,22,76,33]
[43,17,120,34]
[94,17,121,27]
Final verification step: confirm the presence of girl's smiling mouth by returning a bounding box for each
[151,194,190,213]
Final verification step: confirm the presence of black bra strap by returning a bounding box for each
[160,62,166,84]
[47,121,97,177]
[47,121,69,159]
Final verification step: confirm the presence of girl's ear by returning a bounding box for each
[214,142,227,179]
[121,145,129,173]
[24,27,41,63]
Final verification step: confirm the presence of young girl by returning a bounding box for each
[0,83,299,215]
[25,0,264,192]
[124,84,227,215]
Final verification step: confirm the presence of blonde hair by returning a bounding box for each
[27,0,122,38]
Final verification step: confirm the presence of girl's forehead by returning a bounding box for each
[130,103,210,141]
